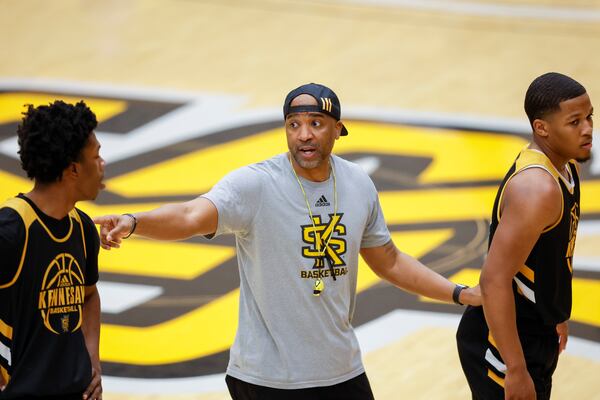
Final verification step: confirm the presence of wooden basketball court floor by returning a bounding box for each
[1,1,600,399]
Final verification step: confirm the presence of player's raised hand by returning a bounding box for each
[93,214,136,249]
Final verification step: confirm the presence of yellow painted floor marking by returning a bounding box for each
[571,278,600,328]
[101,289,240,365]
[105,123,527,197]
[0,93,127,124]
[581,180,600,216]
[106,128,289,197]
[380,179,600,225]
[339,122,528,184]
[379,186,497,224]
[99,238,235,279]
[0,170,30,203]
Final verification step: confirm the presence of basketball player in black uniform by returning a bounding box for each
[0,101,104,399]
[457,72,593,400]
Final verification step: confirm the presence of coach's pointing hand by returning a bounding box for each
[93,214,136,249]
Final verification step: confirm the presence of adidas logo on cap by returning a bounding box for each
[315,195,330,207]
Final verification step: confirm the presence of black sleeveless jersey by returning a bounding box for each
[0,195,99,398]
[489,148,580,329]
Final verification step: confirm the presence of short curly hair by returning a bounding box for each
[524,72,586,127]
[17,100,98,183]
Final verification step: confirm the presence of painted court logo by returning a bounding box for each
[1,82,598,382]
[38,253,85,334]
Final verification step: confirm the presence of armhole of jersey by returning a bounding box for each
[0,198,37,289]
[496,165,563,233]
[71,209,87,259]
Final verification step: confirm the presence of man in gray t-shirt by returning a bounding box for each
[95,83,481,399]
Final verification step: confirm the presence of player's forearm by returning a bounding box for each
[480,275,526,370]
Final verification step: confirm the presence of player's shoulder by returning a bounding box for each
[510,167,561,201]
[0,202,26,226]
[74,208,98,231]
[75,207,93,223]
[504,168,562,225]
[0,203,26,243]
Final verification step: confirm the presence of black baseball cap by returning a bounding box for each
[283,83,348,136]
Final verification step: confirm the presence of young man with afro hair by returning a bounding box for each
[0,100,104,400]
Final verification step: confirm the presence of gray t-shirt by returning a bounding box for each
[203,153,390,389]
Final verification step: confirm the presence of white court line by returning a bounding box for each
[342,0,600,22]
[97,281,163,314]
[574,258,600,273]
[103,309,600,394]
[578,221,600,235]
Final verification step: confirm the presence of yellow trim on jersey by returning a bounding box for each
[496,147,565,233]
[488,368,505,387]
[70,209,87,258]
[487,332,497,349]
[1,197,73,243]
[0,198,35,289]
[519,264,535,283]
[0,318,12,340]
[0,198,37,228]
[0,365,9,384]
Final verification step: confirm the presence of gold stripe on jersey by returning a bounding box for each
[70,209,87,258]
[487,368,505,387]
[496,147,566,233]
[518,264,535,283]
[3,197,74,243]
[0,198,36,289]
[0,318,12,340]
[487,332,497,349]
[0,365,8,383]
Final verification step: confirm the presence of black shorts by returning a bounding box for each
[225,372,375,400]
[456,306,560,400]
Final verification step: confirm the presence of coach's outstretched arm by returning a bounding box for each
[93,197,218,249]
[360,241,481,306]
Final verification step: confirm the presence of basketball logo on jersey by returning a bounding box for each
[566,203,580,273]
[37,253,85,335]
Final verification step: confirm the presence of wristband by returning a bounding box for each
[452,284,468,305]
[122,213,137,239]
